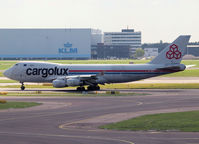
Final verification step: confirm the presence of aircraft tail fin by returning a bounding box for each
[149,35,191,65]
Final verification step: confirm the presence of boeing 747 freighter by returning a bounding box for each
[3,35,190,91]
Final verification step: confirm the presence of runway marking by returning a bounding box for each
[136,102,143,106]
[59,106,199,133]
[148,131,161,134]
[59,118,93,129]
[0,131,135,144]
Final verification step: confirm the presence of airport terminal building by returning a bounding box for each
[104,29,141,57]
[0,29,102,60]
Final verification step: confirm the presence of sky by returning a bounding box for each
[0,0,198,43]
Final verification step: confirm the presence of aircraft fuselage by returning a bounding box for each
[4,61,184,84]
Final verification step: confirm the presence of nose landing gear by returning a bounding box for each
[20,82,25,91]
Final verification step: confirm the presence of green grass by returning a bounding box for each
[181,60,199,67]
[0,60,147,71]
[162,69,199,77]
[48,59,150,64]
[0,61,18,70]
[0,72,3,77]
[47,60,199,67]
[0,101,41,109]
[0,79,18,83]
[0,59,198,69]
[100,111,199,132]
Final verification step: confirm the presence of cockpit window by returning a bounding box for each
[24,64,27,66]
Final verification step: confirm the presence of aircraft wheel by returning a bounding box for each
[87,85,100,91]
[77,87,85,91]
[81,87,85,91]
[87,86,92,91]
[21,85,25,91]
[96,85,100,90]
[87,86,94,91]
[20,82,25,91]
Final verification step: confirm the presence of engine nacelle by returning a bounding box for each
[52,79,66,88]
[52,78,82,88]
[66,78,82,86]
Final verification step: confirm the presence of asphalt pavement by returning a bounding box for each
[0,89,199,144]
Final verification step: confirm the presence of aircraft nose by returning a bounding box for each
[3,68,12,78]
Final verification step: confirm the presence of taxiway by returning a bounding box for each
[0,89,199,144]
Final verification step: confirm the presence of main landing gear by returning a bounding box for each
[87,85,100,91]
[76,87,85,91]
[76,85,100,91]
[20,82,25,91]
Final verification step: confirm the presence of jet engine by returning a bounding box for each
[66,78,82,86]
[52,78,82,88]
[52,79,66,88]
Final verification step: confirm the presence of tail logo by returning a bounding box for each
[166,44,182,59]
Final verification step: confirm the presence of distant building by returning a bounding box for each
[142,42,169,53]
[0,29,102,60]
[104,29,141,57]
[144,48,158,58]
[142,42,199,57]
[186,43,199,56]
[91,43,130,59]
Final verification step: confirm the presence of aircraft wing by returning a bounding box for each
[65,74,98,80]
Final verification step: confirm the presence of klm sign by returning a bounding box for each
[58,42,78,54]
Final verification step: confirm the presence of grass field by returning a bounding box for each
[0,61,18,70]
[49,59,199,67]
[161,69,199,77]
[100,111,199,132]
[0,79,18,83]
[0,101,41,110]
[0,72,3,77]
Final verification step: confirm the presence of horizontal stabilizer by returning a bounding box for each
[185,65,196,69]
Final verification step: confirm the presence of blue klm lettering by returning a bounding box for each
[58,42,78,54]
[59,48,78,53]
